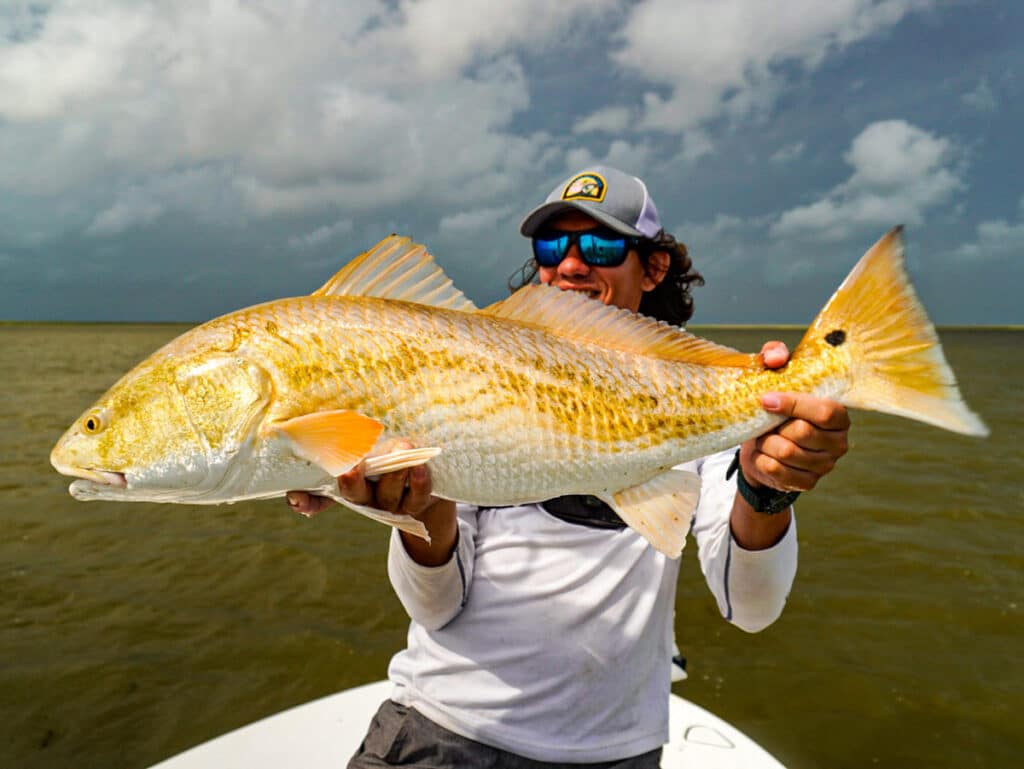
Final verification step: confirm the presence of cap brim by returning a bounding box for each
[519,200,645,238]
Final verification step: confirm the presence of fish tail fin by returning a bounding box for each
[794,227,988,437]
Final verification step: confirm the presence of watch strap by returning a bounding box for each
[726,450,799,515]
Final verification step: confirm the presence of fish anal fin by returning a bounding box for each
[483,284,757,367]
[321,493,432,542]
[599,469,702,559]
[312,235,477,311]
[274,410,385,477]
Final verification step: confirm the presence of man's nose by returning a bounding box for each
[557,246,590,277]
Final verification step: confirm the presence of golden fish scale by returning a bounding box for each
[194,297,844,469]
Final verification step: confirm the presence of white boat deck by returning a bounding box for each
[149,680,786,769]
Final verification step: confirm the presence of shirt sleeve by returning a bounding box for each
[689,448,798,633]
[386,503,479,631]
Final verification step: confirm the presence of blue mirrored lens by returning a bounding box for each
[533,236,568,266]
[578,234,627,266]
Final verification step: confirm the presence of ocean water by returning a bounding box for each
[1,324,1021,769]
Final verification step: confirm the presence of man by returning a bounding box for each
[289,166,850,767]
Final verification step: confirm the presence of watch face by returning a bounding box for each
[759,491,798,514]
[737,469,798,513]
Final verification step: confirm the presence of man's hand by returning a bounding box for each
[287,490,335,517]
[744,341,851,493]
[730,341,851,550]
[286,440,457,567]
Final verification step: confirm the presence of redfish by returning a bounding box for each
[51,229,987,557]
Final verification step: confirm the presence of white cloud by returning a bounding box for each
[1,4,44,41]
[770,120,963,241]
[770,142,806,165]
[843,120,954,187]
[86,198,163,237]
[0,4,146,121]
[0,1,601,235]
[0,0,949,263]
[601,139,655,173]
[669,213,772,273]
[675,128,715,163]
[614,0,934,132]
[564,146,596,174]
[562,140,655,179]
[955,197,1024,261]
[573,107,635,135]
[962,77,997,112]
[439,205,514,235]
[679,213,762,239]
[388,0,618,79]
[287,219,355,249]
[0,0,942,239]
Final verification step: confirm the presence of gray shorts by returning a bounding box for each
[347,699,663,769]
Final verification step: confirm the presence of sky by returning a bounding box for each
[1,0,1021,324]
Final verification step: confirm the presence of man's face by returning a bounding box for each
[536,211,663,312]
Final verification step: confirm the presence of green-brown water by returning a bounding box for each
[2,324,1021,769]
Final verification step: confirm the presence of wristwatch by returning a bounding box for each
[726,450,799,515]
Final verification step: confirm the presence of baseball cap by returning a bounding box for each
[519,166,662,239]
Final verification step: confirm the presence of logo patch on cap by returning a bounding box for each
[562,173,606,203]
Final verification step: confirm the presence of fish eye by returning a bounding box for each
[82,411,107,435]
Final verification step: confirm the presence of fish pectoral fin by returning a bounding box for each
[274,410,385,477]
[363,446,442,478]
[322,492,431,542]
[599,469,702,559]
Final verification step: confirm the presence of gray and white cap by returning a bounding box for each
[519,166,662,239]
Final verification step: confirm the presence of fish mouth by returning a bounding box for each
[53,463,128,488]
[86,470,128,487]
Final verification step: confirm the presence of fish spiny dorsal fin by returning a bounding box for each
[481,283,759,367]
[312,235,477,311]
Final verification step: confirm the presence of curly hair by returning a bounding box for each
[507,229,705,327]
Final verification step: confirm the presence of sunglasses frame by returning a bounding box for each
[532,228,649,268]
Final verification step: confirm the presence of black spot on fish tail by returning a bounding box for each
[825,330,847,346]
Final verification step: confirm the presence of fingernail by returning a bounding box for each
[286,492,299,506]
[762,394,782,410]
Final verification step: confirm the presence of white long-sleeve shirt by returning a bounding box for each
[384,448,798,763]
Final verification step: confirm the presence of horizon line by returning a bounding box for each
[2,320,1021,331]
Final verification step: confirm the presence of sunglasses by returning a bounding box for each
[532,228,647,268]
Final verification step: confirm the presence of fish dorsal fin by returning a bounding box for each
[598,468,702,559]
[312,235,477,311]
[482,283,758,366]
